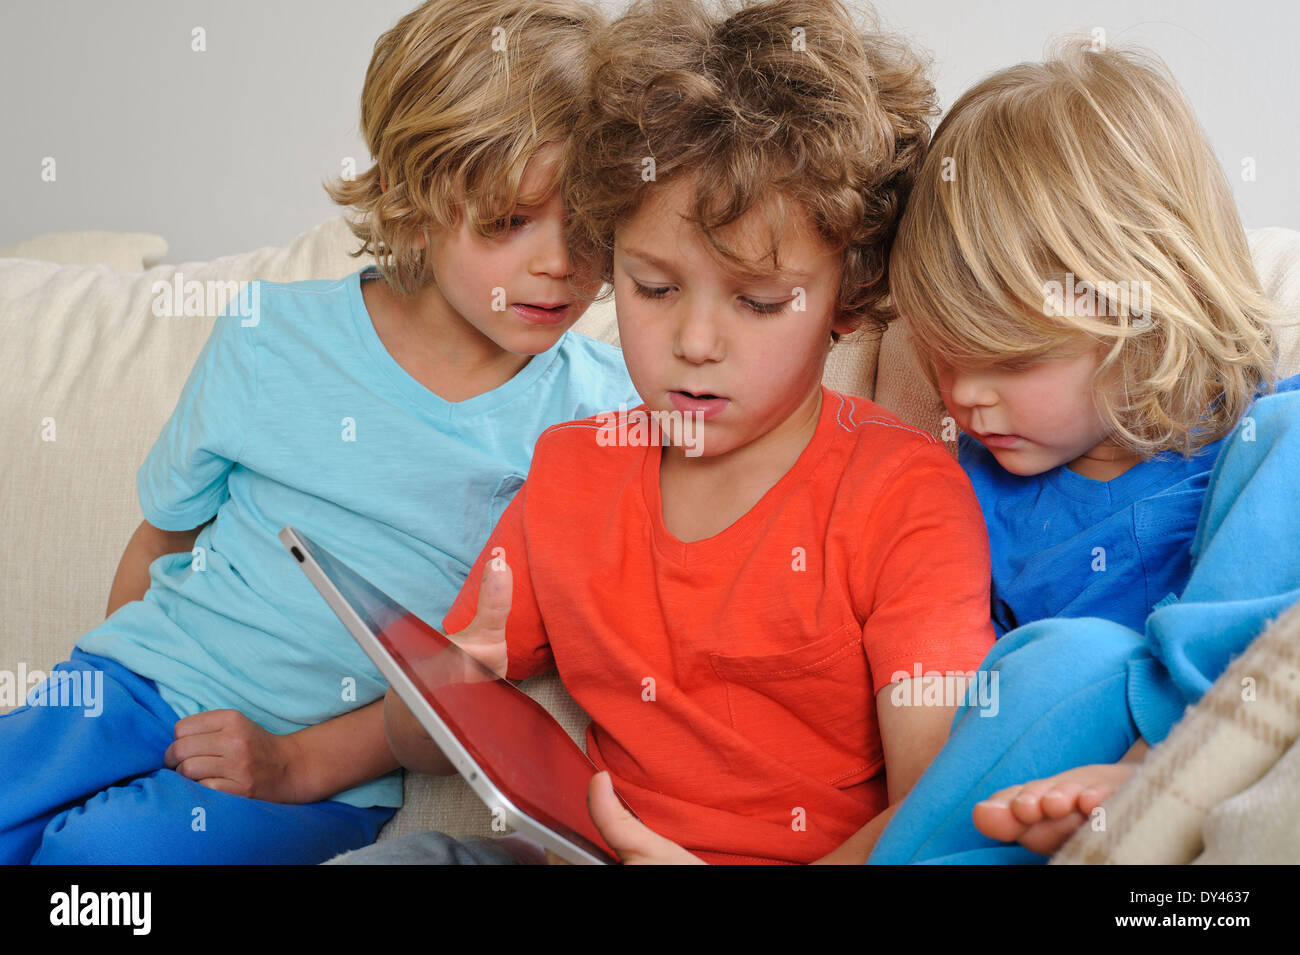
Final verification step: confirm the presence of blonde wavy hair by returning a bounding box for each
[324,0,605,297]
[890,39,1278,457]
[562,0,937,340]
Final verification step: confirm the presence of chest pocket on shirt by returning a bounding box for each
[488,473,526,530]
[708,622,878,788]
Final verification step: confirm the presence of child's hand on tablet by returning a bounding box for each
[585,771,705,865]
[384,559,514,777]
[445,558,512,680]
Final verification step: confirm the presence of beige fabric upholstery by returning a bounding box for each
[1,220,370,700]
[2,217,1296,848]
[874,315,951,448]
[0,230,170,273]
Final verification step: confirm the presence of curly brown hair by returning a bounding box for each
[562,0,937,341]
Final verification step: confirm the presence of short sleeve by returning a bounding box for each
[857,443,996,695]
[440,479,553,681]
[137,308,257,531]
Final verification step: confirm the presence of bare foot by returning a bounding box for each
[972,762,1137,856]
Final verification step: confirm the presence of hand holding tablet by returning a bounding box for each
[279,526,627,865]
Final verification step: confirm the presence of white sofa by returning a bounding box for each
[3,219,1299,849]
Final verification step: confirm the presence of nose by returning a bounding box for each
[527,211,573,280]
[944,368,997,410]
[673,298,725,364]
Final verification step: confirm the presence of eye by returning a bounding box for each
[632,281,672,301]
[490,215,529,233]
[996,359,1039,373]
[743,297,789,316]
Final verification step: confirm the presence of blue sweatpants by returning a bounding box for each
[870,389,1300,864]
[0,649,393,864]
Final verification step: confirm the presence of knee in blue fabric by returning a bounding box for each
[31,770,393,865]
[871,617,1146,865]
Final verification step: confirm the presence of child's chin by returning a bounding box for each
[499,323,573,354]
[990,449,1054,477]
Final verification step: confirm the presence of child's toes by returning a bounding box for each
[1039,781,1086,819]
[1077,782,1119,815]
[1008,782,1054,825]
[972,795,1027,842]
[1018,810,1087,856]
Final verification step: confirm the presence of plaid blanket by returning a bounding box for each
[1053,596,1300,864]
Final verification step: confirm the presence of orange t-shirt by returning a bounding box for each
[441,386,995,864]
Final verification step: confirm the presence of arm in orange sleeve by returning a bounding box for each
[804,443,995,863]
[810,676,968,863]
[855,442,996,691]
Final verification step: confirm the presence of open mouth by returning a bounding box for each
[668,390,730,419]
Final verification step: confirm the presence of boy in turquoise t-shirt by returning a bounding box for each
[0,0,636,864]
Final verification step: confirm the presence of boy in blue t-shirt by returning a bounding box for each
[958,375,1299,639]
[0,0,637,864]
[869,41,1300,863]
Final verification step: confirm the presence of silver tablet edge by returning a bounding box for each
[278,526,611,866]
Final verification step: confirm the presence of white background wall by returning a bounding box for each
[2,0,1296,263]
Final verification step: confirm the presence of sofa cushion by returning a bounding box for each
[0,230,170,273]
[1,218,368,688]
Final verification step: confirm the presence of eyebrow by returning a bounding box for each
[619,246,813,284]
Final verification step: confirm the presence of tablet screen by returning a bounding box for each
[293,531,621,864]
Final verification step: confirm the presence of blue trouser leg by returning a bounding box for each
[0,650,180,863]
[32,768,393,865]
[1,649,393,864]
[871,390,1300,865]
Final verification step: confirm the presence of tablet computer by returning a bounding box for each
[279,525,623,865]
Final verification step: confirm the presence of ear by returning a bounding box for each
[830,312,859,339]
[380,173,388,194]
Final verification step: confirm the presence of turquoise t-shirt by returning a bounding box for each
[78,266,639,808]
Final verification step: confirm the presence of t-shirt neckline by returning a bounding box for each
[1045,447,1197,505]
[348,265,561,422]
[641,385,837,564]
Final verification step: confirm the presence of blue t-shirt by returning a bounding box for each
[78,265,639,808]
[961,373,1300,636]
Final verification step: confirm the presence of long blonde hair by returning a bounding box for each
[890,38,1277,456]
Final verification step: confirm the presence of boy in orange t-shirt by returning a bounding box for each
[336,0,996,865]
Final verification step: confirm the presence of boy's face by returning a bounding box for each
[613,177,853,460]
[422,141,599,356]
[935,345,1139,479]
